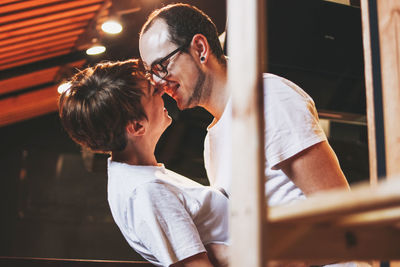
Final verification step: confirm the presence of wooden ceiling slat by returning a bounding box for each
[0,50,72,71]
[0,29,83,53]
[0,86,59,127]
[0,0,64,15]
[0,4,100,33]
[0,0,24,6]
[0,37,77,60]
[0,59,86,95]
[0,22,87,45]
[0,0,104,24]
[0,67,59,95]
[0,43,75,65]
[0,13,93,40]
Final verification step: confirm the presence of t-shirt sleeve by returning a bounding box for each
[126,181,206,266]
[264,75,327,169]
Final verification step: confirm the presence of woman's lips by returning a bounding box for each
[164,83,180,100]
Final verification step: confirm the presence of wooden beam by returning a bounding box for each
[268,177,400,225]
[360,0,379,185]
[266,223,400,261]
[0,29,83,54]
[0,67,59,95]
[0,43,74,65]
[0,257,151,267]
[0,0,64,14]
[334,206,400,227]
[228,0,266,266]
[0,13,93,40]
[0,4,100,32]
[0,0,103,24]
[376,0,400,178]
[0,22,87,46]
[0,37,77,61]
[0,59,85,95]
[0,50,72,71]
[0,86,59,127]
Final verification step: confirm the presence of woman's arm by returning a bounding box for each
[171,252,214,267]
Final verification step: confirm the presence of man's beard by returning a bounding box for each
[186,59,211,108]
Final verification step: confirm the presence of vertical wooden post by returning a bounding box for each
[376,0,400,179]
[361,0,400,266]
[227,0,266,266]
[377,2,400,267]
[360,0,379,186]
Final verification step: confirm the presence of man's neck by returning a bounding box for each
[201,60,229,121]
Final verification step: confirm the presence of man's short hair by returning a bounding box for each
[58,59,148,153]
[141,3,225,64]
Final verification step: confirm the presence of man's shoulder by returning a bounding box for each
[262,72,312,100]
[263,72,281,80]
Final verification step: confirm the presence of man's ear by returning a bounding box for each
[191,34,209,64]
[126,120,146,136]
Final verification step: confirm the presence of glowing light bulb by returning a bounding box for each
[86,45,106,55]
[101,20,123,34]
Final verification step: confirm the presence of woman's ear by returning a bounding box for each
[191,34,209,64]
[126,120,146,136]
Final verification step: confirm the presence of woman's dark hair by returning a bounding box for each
[58,59,148,153]
[141,3,226,64]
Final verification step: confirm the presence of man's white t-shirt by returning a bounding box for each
[107,159,229,267]
[204,73,327,206]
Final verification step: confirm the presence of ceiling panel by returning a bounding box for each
[0,0,108,126]
[0,66,60,95]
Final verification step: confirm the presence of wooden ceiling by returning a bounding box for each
[0,0,227,128]
[0,0,109,127]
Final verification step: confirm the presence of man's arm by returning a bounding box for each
[276,140,350,196]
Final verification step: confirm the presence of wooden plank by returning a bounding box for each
[324,0,351,5]
[334,206,400,227]
[0,22,87,46]
[0,46,74,66]
[0,29,83,53]
[268,177,400,224]
[0,37,76,61]
[227,0,266,266]
[0,0,103,24]
[0,59,85,95]
[360,0,379,185]
[266,223,400,261]
[0,13,93,40]
[0,86,59,127]
[0,0,24,6]
[0,4,100,32]
[0,0,64,14]
[376,0,400,178]
[0,257,152,266]
[0,50,71,71]
[0,67,59,95]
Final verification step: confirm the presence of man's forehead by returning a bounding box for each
[140,20,175,67]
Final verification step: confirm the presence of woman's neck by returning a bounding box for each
[111,140,158,166]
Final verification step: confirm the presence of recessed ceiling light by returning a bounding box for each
[101,20,123,34]
[86,45,106,55]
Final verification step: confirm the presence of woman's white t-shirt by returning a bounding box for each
[107,159,229,267]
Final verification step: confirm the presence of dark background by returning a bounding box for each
[0,0,368,262]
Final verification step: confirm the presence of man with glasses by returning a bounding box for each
[139,3,350,206]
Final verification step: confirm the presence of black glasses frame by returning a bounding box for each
[147,43,190,80]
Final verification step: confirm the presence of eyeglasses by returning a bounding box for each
[146,43,189,81]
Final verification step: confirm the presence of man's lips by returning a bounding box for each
[164,82,180,99]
